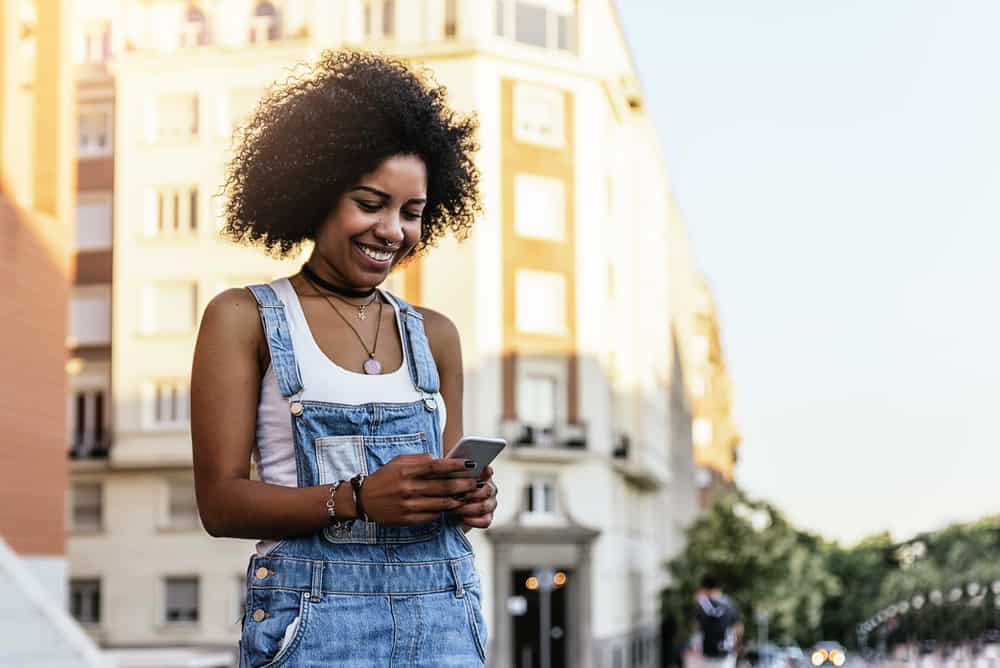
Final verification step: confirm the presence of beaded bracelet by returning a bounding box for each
[350,473,369,522]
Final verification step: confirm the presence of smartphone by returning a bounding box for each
[432,436,506,479]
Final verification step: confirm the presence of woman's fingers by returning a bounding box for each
[451,496,498,517]
[461,514,493,529]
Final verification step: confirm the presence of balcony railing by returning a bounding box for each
[500,419,587,450]
[69,434,111,460]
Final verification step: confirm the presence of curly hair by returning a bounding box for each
[221,50,481,258]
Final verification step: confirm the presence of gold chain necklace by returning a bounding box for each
[303,277,385,375]
[326,290,378,320]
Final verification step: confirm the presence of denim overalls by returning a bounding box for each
[239,284,487,667]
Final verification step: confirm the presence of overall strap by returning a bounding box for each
[384,291,441,395]
[247,284,304,398]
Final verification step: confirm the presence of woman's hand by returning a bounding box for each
[360,454,480,526]
[450,466,498,530]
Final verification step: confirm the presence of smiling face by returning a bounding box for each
[309,154,427,289]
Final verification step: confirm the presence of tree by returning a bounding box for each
[662,490,840,647]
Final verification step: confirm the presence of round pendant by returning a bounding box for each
[363,358,383,375]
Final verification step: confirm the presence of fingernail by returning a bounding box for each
[464,459,476,468]
[476,481,485,488]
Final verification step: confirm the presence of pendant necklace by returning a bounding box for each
[303,276,385,375]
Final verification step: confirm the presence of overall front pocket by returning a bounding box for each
[314,432,442,544]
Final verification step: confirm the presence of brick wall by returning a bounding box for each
[0,195,70,556]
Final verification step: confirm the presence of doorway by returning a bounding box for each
[511,568,574,668]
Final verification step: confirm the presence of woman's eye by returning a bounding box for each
[356,201,381,212]
[403,210,423,221]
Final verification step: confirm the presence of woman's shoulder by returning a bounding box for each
[200,287,265,346]
[413,305,460,346]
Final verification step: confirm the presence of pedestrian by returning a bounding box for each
[190,50,495,667]
[690,576,743,668]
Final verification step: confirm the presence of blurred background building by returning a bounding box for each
[59,1,740,667]
[0,0,109,665]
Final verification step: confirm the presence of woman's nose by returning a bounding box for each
[375,214,405,244]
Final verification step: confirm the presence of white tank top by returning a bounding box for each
[252,278,447,555]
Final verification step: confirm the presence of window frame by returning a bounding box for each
[70,482,103,534]
[141,281,199,336]
[514,269,568,336]
[153,92,200,143]
[78,103,114,158]
[514,173,566,241]
[513,82,565,149]
[162,576,200,625]
[69,578,102,625]
[142,379,192,431]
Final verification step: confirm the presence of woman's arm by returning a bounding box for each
[191,289,475,540]
[420,307,498,530]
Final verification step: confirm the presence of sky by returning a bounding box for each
[617,0,1000,544]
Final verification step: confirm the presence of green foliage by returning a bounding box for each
[661,490,839,647]
[661,496,1000,651]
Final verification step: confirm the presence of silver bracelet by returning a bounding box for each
[326,481,354,537]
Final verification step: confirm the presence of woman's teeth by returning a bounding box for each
[358,244,394,262]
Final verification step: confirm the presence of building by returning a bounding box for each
[0,0,109,665]
[65,2,717,666]
[666,200,740,504]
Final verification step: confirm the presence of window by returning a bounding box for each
[70,389,107,456]
[156,93,199,141]
[515,174,564,240]
[250,1,280,42]
[515,270,566,335]
[692,334,709,361]
[518,375,557,427]
[495,0,505,37]
[180,6,210,47]
[78,106,113,158]
[70,579,101,624]
[363,1,395,38]
[524,479,557,515]
[556,12,574,51]
[514,2,546,47]
[228,88,264,134]
[75,192,112,250]
[382,0,395,37]
[513,83,564,148]
[167,479,199,529]
[72,483,103,532]
[693,417,713,447]
[444,0,458,37]
[164,577,199,623]
[144,187,199,237]
[142,283,198,334]
[144,381,191,429]
[499,1,575,52]
[68,287,111,346]
[78,21,111,64]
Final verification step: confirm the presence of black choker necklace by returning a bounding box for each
[301,264,376,299]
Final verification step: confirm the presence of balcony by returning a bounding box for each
[500,419,587,463]
[68,433,111,460]
[611,432,669,491]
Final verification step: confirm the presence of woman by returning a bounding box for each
[191,50,497,667]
